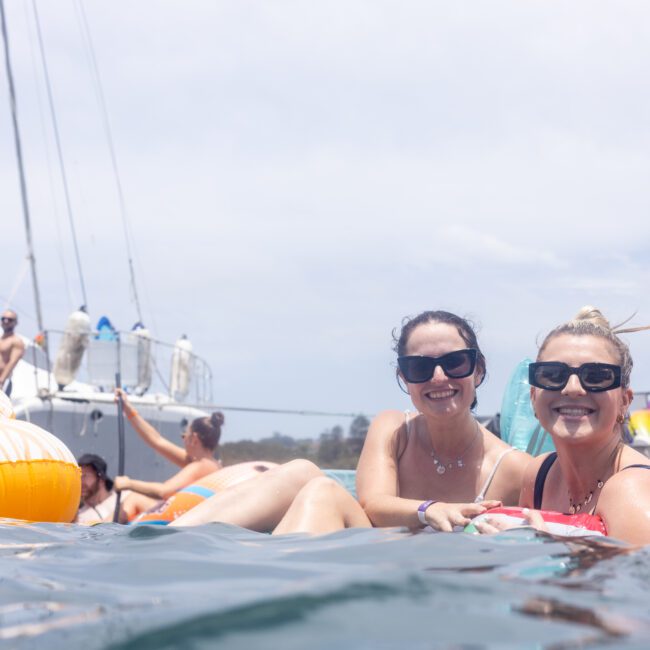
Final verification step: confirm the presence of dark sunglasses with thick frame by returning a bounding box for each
[528,361,622,393]
[398,349,478,384]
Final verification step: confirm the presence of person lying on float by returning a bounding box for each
[172,310,530,533]
[113,388,224,521]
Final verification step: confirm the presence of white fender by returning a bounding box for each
[53,308,91,387]
[133,325,152,395]
[170,335,192,400]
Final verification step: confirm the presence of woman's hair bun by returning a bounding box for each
[210,411,225,427]
[572,306,611,330]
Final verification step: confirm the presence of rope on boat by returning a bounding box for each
[30,0,89,311]
[161,402,368,419]
[19,1,75,311]
[75,0,146,326]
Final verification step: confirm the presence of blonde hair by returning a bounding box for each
[537,306,650,388]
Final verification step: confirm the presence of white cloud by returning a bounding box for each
[2,1,650,439]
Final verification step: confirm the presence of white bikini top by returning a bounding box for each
[404,411,513,503]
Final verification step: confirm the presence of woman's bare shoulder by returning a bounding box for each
[620,444,650,467]
[371,409,408,427]
[482,431,531,470]
[598,463,650,543]
[358,410,408,466]
[191,457,221,475]
[500,448,533,474]
[602,460,650,496]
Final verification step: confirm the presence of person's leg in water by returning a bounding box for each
[121,492,159,521]
[273,476,371,535]
[171,459,324,530]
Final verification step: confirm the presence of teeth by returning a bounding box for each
[427,390,455,399]
[557,407,592,416]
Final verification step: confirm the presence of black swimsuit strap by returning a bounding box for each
[533,452,557,510]
[532,457,650,512]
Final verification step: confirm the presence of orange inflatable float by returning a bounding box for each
[132,460,278,525]
[0,417,81,523]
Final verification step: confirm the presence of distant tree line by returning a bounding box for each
[220,415,371,469]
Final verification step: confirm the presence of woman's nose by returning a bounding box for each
[431,365,447,382]
[561,373,586,396]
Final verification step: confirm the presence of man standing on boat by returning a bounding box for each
[0,309,25,397]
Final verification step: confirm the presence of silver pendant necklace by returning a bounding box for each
[568,479,604,515]
[429,421,480,475]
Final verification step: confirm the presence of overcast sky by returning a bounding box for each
[2,1,649,441]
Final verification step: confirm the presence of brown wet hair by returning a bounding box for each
[191,412,225,451]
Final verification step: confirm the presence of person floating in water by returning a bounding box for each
[113,389,224,521]
[172,310,530,533]
[475,306,650,544]
[76,453,128,524]
[0,309,25,397]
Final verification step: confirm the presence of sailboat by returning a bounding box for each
[1,1,212,482]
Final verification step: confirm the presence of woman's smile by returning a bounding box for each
[553,404,596,419]
[423,388,457,401]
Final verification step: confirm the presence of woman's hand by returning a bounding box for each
[113,475,131,492]
[115,388,136,418]
[425,500,502,532]
[473,508,548,535]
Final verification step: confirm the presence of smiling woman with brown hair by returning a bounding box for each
[351,310,529,532]
[173,310,530,533]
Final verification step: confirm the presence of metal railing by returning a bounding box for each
[24,329,213,405]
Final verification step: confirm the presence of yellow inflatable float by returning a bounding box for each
[0,416,81,523]
[630,409,650,441]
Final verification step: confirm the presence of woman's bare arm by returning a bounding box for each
[356,410,496,531]
[114,461,211,500]
[116,389,187,467]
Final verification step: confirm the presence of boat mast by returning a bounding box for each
[0,0,46,337]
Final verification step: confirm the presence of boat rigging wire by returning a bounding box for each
[30,0,89,310]
[160,402,366,419]
[4,258,29,309]
[74,0,145,324]
[23,0,75,311]
[1,0,45,336]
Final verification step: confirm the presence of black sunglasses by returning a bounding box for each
[1,317,16,323]
[398,349,477,384]
[529,361,622,393]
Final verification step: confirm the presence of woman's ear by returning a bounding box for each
[622,387,634,410]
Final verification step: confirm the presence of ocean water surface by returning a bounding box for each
[2,473,650,649]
